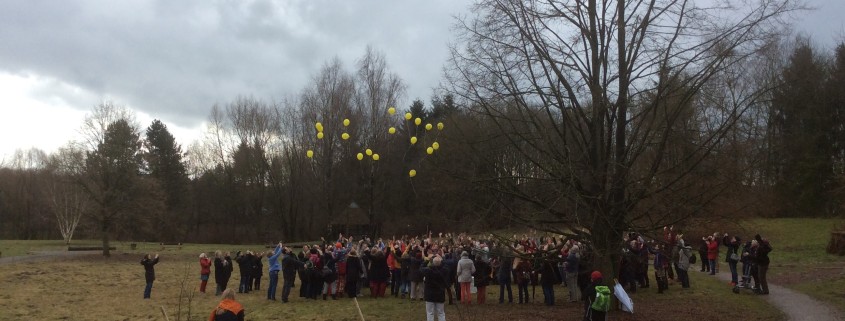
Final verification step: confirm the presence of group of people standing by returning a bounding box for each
[180,232,610,321]
[143,228,771,321]
[618,226,773,297]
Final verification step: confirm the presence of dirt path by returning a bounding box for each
[709,268,843,321]
[0,250,102,265]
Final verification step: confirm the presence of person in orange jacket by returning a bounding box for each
[209,289,244,321]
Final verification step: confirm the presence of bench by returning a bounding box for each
[159,243,183,251]
[68,246,116,251]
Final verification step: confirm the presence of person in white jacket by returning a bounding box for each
[456,251,476,305]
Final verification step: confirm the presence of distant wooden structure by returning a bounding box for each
[329,202,371,237]
[828,230,845,256]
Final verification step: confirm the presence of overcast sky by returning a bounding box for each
[0,0,842,162]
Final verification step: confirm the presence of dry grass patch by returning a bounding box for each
[0,246,786,321]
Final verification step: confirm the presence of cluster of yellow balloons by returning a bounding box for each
[306,106,446,179]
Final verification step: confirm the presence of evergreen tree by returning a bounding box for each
[144,119,188,239]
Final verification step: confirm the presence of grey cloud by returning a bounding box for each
[0,0,468,129]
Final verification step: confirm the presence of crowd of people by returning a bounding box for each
[618,226,773,296]
[140,228,772,321]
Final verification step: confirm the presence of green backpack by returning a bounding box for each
[591,285,612,312]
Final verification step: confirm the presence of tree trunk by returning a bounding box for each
[828,231,845,256]
[101,215,111,257]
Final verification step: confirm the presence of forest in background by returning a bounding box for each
[0,1,841,271]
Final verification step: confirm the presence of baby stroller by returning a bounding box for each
[732,244,757,294]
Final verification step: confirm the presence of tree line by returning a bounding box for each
[0,0,836,269]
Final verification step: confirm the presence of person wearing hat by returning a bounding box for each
[456,251,476,305]
[583,271,606,321]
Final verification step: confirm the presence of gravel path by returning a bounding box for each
[0,250,102,265]
[709,268,843,321]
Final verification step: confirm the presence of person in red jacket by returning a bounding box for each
[209,289,244,321]
[200,253,212,293]
[705,235,718,275]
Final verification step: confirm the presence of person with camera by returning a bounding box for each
[214,251,233,296]
[235,251,254,293]
[266,242,283,301]
[722,233,741,286]
[199,253,212,294]
[141,253,159,299]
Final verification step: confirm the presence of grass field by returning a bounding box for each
[0,239,784,321]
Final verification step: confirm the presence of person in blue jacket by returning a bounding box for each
[266,242,283,300]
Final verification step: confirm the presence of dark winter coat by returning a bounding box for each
[473,259,492,287]
[141,257,159,283]
[252,255,263,277]
[214,256,233,285]
[515,260,532,285]
[753,241,772,266]
[282,254,304,280]
[496,256,513,283]
[345,254,363,283]
[420,265,450,303]
[539,261,559,286]
[408,256,424,283]
[236,253,253,277]
[367,251,390,282]
[722,236,741,263]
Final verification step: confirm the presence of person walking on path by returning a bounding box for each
[141,253,159,299]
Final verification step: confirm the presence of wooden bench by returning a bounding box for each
[159,242,183,251]
[68,246,116,251]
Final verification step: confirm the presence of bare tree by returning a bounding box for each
[446,0,801,269]
[45,144,90,244]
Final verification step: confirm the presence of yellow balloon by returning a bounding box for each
[317,132,324,139]
[372,154,380,161]
[409,169,417,177]
[425,123,433,131]
[388,127,396,134]
[357,153,364,161]
[366,149,373,156]
[426,147,434,155]
[342,133,350,140]
[405,112,412,120]
[343,118,350,127]
[388,107,396,115]
[306,150,314,158]
[410,136,417,145]
[414,117,422,126]
[437,122,444,130]
[432,142,440,150]
[315,122,323,132]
